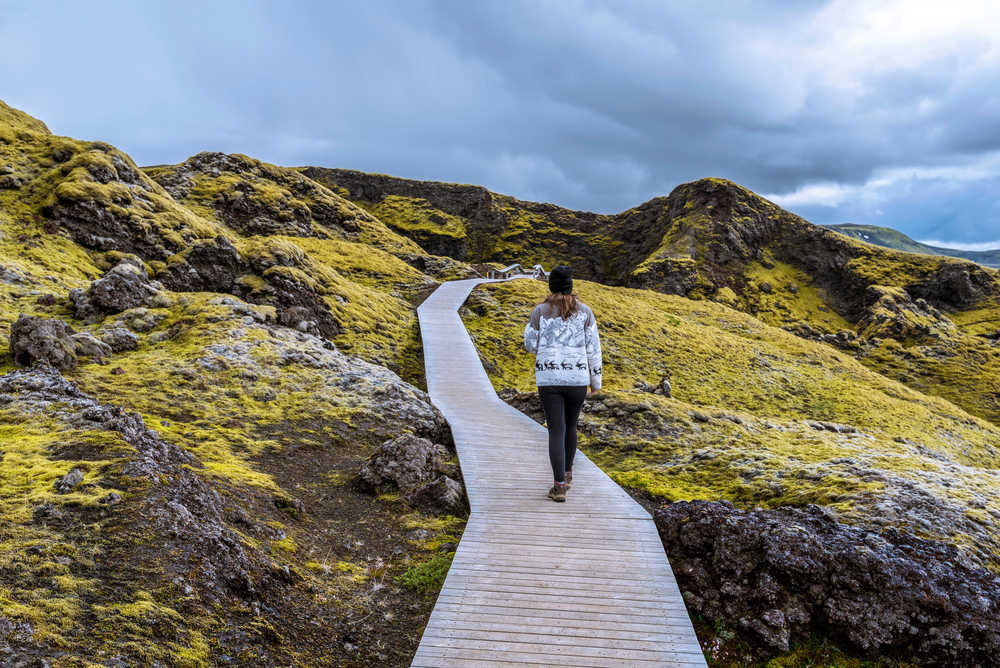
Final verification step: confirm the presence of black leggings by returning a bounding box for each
[538,385,587,483]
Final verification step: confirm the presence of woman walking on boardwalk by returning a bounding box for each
[523,265,603,502]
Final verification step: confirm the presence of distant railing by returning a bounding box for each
[487,263,547,280]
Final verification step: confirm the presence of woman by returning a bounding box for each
[523,265,603,502]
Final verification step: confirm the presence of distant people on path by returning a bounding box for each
[522,265,603,502]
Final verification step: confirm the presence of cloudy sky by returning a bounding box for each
[2,0,999,246]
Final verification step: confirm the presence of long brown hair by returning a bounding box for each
[543,292,580,320]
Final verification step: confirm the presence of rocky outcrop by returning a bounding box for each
[98,326,139,352]
[70,332,112,363]
[655,500,1000,666]
[0,366,279,599]
[158,235,244,293]
[406,476,465,515]
[9,315,77,370]
[157,235,340,338]
[857,285,956,342]
[149,152,374,238]
[53,468,84,494]
[303,166,611,275]
[357,434,465,514]
[72,261,161,320]
[312,170,1000,334]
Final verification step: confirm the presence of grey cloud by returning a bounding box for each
[0,0,998,242]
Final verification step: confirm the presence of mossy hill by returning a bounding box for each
[828,223,1000,268]
[0,100,473,666]
[1,99,997,666]
[310,168,1000,428]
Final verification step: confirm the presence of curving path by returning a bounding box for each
[411,277,707,667]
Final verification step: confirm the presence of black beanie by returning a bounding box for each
[548,265,573,294]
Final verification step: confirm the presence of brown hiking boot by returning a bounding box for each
[547,482,567,502]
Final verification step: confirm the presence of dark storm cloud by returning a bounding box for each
[1,0,998,244]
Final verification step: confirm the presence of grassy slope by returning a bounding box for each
[462,279,1000,571]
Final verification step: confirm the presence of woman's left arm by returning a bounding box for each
[584,307,602,391]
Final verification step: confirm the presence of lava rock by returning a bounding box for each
[100,492,122,506]
[357,434,466,514]
[0,174,24,189]
[71,261,159,322]
[31,503,63,523]
[158,235,244,293]
[0,366,277,600]
[72,332,112,362]
[98,326,139,352]
[406,475,466,515]
[113,307,164,333]
[53,468,84,494]
[655,500,1000,666]
[9,315,77,370]
[357,434,449,494]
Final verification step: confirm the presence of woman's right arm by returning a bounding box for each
[523,306,541,354]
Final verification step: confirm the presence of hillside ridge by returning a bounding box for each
[828,222,1000,268]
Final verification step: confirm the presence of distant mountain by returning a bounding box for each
[827,223,1000,268]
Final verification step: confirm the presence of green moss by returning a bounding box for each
[270,536,298,554]
[397,553,453,595]
[0,419,123,523]
[360,195,467,239]
[760,637,918,667]
[743,257,852,334]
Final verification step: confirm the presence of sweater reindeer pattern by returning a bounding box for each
[523,301,603,390]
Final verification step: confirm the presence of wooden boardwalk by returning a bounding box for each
[412,277,707,667]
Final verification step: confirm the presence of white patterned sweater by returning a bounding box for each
[523,301,603,390]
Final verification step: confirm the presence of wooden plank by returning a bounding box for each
[425,610,696,636]
[413,645,705,668]
[428,601,697,625]
[454,536,667,556]
[434,593,687,617]
[446,568,678,589]
[434,586,688,612]
[448,566,676,594]
[419,629,703,655]
[424,617,695,642]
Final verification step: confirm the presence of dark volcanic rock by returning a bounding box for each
[655,500,1000,666]
[253,269,339,338]
[86,262,158,314]
[357,434,466,514]
[406,475,466,515]
[9,315,77,370]
[150,152,371,238]
[159,235,244,293]
[70,260,160,322]
[157,235,341,338]
[71,332,112,362]
[98,326,139,352]
[358,434,448,493]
